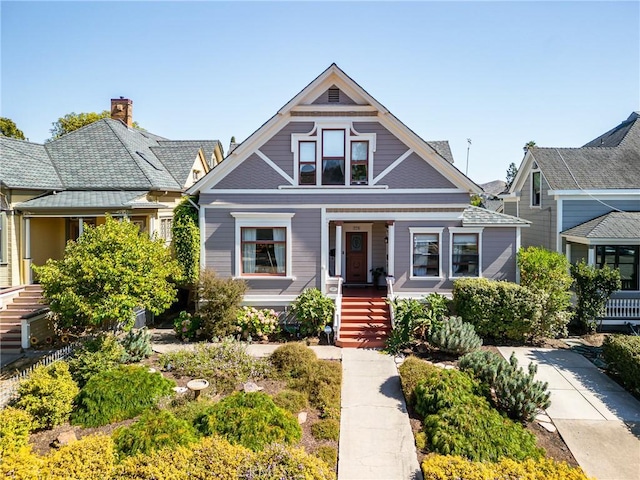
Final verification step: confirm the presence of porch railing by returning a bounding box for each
[386,276,395,329]
[328,277,343,343]
[604,297,640,321]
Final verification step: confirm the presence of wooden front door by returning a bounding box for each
[346,232,368,284]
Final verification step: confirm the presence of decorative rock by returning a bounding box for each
[538,421,557,433]
[243,381,264,393]
[298,412,308,424]
[444,364,456,370]
[148,368,157,373]
[535,413,551,423]
[53,430,77,448]
[394,356,404,365]
[173,386,188,394]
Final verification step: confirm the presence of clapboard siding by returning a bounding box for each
[371,222,387,272]
[381,152,458,189]
[203,209,235,277]
[519,171,556,250]
[214,154,289,190]
[259,122,315,178]
[482,228,516,282]
[562,199,640,231]
[503,201,517,217]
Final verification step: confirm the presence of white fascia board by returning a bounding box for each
[549,190,640,198]
[325,211,464,221]
[204,202,470,211]
[230,212,295,220]
[562,235,640,245]
[509,151,533,194]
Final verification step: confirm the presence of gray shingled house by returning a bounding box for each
[0,98,223,288]
[503,112,640,325]
[187,64,530,347]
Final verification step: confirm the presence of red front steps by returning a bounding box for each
[336,296,391,348]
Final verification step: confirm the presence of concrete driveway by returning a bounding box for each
[498,346,640,480]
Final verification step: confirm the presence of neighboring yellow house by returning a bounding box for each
[0,98,223,288]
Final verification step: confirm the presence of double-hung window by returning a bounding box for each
[410,228,443,278]
[322,130,345,185]
[351,141,369,185]
[531,169,541,207]
[299,141,317,185]
[450,228,482,277]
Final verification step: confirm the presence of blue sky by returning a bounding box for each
[2,1,639,185]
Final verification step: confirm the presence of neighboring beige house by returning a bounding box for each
[0,98,223,288]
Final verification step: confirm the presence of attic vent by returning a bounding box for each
[136,151,163,171]
[328,87,340,103]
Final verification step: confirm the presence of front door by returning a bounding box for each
[346,232,368,284]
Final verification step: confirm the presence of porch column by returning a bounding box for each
[565,243,572,263]
[387,221,395,279]
[335,222,343,278]
[587,246,595,266]
[24,216,32,283]
[78,217,84,237]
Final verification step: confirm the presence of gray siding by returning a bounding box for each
[482,228,517,282]
[214,154,289,189]
[562,199,640,230]
[259,122,315,178]
[312,87,357,105]
[570,243,589,264]
[371,222,387,273]
[519,172,556,250]
[353,122,411,178]
[381,152,458,189]
[503,201,517,217]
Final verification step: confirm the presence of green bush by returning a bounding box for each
[428,316,482,355]
[459,350,550,422]
[235,307,281,339]
[423,402,543,462]
[291,360,342,419]
[314,445,338,471]
[197,269,247,338]
[291,288,335,337]
[239,443,336,480]
[172,196,201,286]
[602,334,640,396]
[273,389,308,413]
[119,327,153,363]
[42,434,116,480]
[269,342,318,379]
[67,333,126,387]
[570,260,622,333]
[421,454,592,480]
[0,407,33,451]
[0,445,42,478]
[169,398,218,431]
[173,311,202,341]
[414,368,480,418]
[311,418,340,441]
[452,278,542,342]
[113,409,198,456]
[159,339,270,394]
[198,392,302,451]
[398,356,441,407]
[15,362,79,430]
[72,365,175,427]
[187,436,252,480]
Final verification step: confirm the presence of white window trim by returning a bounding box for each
[159,216,173,244]
[530,168,542,209]
[449,227,484,279]
[230,212,295,279]
[291,122,376,187]
[409,227,444,280]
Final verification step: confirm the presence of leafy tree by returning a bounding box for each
[506,162,518,188]
[33,216,180,331]
[49,110,141,140]
[470,194,483,207]
[171,197,200,285]
[570,260,621,332]
[0,117,26,139]
[523,140,536,151]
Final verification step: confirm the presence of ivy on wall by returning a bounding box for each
[172,197,200,286]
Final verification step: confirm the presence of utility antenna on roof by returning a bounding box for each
[465,138,472,176]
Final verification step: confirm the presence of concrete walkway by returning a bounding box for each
[498,347,640,480]
[338,349,421,480]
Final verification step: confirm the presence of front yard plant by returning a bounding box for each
[0,407,34,451]
[290,288,335,337]
[67,333,126,387]
[119,327,153,362]
[235,306,280,339]
[428,316,482,355]
[602,334,640,396]
[570,260,621,332]
[196,269,247,338]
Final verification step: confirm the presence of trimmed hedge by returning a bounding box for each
[602,334,640,396]
[452,278,542,342]
[270,342,318,379]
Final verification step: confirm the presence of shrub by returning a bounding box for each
[459,350,551,422]
[414,368,479,418]
[290,288,335,337]
[235,306,280,339]
[314,445,338,471]
[421,454,592,480]
[113,409,198,456]
[72,365,175,427]
[415,431,427,451]
[428,316,482,355]
[197,269,247,338]
[159,340,269,394]
[0,446,42,479]
[602,334,640,396]
[311,418,340,441]
[113,447,192,480]
[198,392,302,451]
[0,407,33,451]
[273,389,308,413]
[119,327,152,363]
[269,342,318,379]
[386,298,430,354]
[169,398,218,431]
[239,443,336,480]
[187,436,252,480]
[452,278,542,342]
[570,260,622,333]
[173,311,202,341]
[67,333,126,387]
[292,360,342,419]
[42,434,115,480]
[398,356,441,407]
[423,402,543,462]
[518,246,573,338]
[15,362,79,430]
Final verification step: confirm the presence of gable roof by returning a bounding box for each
[561,211,640,240]
[189,64,481,194]
[1,119,219,193]
[510,112,640,192]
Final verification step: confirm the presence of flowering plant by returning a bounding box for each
[235,307,280,339]
[173,311,202,341]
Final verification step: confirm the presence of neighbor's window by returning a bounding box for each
[299,141,316,185]
[160,217,173,243]
[351,140,369,185]
[452,233,479,277]
[531,171,541,207]
[241,227,287,275]
[412,233,440,277]
[322,129,345,185]
[596,245,639,291]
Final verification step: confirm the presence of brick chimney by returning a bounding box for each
[110,97,133,127]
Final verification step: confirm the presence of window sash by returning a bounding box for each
[241,227,286,275]
[531,171,541,206]
[322,130,345,185]
[596,245,639,291]
[299,141,316,185]
[452,233,479,277]
[351,141,368,185]
[412,233,439,277]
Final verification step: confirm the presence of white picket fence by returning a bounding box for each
[604,298,640,320]
[0,343,77,408]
